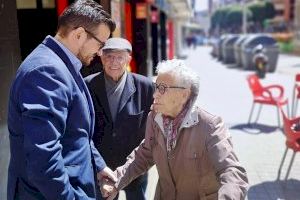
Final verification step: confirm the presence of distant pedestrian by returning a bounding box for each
[102,59,249,200]
[84,37,155,200]
[7,0,117,199]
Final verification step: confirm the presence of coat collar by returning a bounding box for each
[43,36,95,137]
[95,72,113,122]
[96,72,136,123]
[117,72,136,113]
[154,104,200,135]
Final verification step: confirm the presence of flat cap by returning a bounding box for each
[102,37,132,52]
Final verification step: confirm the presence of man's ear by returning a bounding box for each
[127,55,132,63]
[73,27,86,41]
[97,49,103,57]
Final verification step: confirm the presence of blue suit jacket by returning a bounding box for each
[7,36,106,200]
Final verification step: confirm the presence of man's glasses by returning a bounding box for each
[84,29,106,50]
[154,83,186,95]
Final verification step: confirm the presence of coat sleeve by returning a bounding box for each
[18,67,82,199]
[115,112,156,190]
[205,116,249,199]
[91,140,106,172]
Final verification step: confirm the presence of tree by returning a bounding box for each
[264,1,276,19]
[248,0,276,26]
[211,6,252,34]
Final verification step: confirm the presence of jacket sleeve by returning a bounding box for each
[91,140,106,172]
[115,112,156,190]
[18,67,83,199]
[206,116,249,199]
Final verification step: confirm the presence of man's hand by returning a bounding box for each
[97,166,117,184]
[106,187,118,200]
[100,178,117,198]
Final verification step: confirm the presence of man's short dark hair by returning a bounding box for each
[57,0,116,36]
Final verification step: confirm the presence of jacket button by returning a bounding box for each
[112,132,116,137]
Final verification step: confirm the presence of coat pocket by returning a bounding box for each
[184,148,203,176]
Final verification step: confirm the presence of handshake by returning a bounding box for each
[99,177,119,200]
[96,167,120,200]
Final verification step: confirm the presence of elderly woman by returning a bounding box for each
[104,59,248,200]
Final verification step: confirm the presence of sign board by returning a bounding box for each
[136,3,147,19]
[151,10,159,23]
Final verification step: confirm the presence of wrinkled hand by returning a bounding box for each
[97,166,117,184]
[97,167,118,198]
[100,178,117,198]
[106,187,118,200]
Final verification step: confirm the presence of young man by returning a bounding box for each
[85,37,155,199]
[7,1,116,199]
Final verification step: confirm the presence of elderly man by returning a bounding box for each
[85,37,154,199]
[103,59,249,200]
[7,1,117,199]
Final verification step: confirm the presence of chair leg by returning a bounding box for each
[292,85,296,117]
[277,147,288,180]
[295,100,298,117]
[286,103,290,118]
[277,106,281,128]
[284,151,297,181]
[254,104,262,123]
[248,102,256,124]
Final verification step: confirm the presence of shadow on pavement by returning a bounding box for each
[230,123,278,134]
[226,64,238,69]
[247,179,300,200]
[225,64,246,71]
[292,64,300,68]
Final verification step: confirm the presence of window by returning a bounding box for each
[16,0,37,9]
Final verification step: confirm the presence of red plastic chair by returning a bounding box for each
[291,74,300,117]
[277,106,300,180]
[246,74,289,127]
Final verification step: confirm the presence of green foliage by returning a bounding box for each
[278,41,294,53]
[225,7,243,27]
[211,0,275,33]
[248,1,266,23]
[265,1,276,19]
[211,7,231,29]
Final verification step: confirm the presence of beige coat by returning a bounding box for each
[115,105,248,200]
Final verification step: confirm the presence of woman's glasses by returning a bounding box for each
[154,83,186,95]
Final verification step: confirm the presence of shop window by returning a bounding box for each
[16,0,37,9]
[42,0,55,9]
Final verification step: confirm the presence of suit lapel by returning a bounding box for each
[43,37,95,137]
[118,73,136,114]
[94,73,113,123]
[80,76,95,135]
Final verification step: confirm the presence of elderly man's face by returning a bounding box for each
[101,50,131,82]
[153,73,190,118]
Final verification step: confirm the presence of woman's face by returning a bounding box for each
[153,73,190,118]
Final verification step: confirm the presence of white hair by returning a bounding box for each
[155,59,200,101]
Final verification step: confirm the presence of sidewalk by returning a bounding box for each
[119,46,300,200]
[187,46,300,200]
